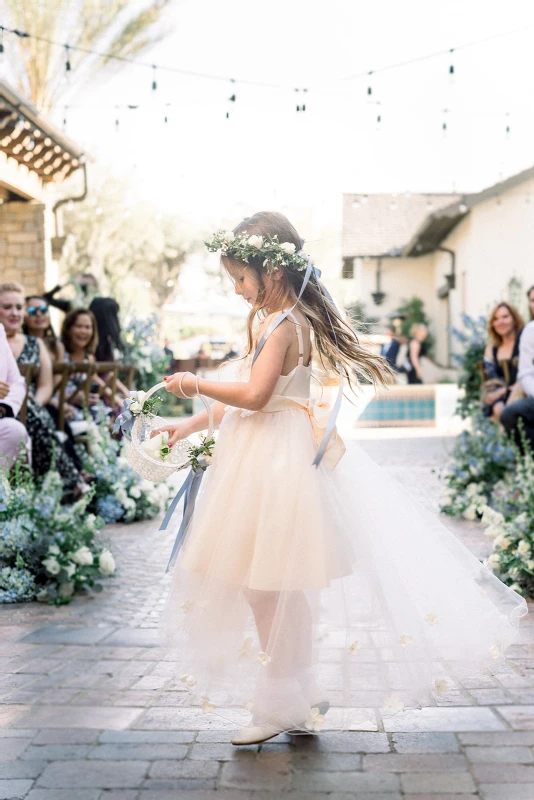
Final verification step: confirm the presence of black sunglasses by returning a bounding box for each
[26,304,49,316]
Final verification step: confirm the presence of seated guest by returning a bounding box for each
[501,310,534,451]
[23,295,65,363]
[0,282,89,497]
[0,322,31,469]
[380,324,400,370]
[482,302,524,421]
[60,309,108,423]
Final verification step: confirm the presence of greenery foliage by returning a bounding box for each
[451,313,487,418]
[396,296,434,354]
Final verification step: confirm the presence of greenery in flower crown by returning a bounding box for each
[205,230,308,275]
[188,435,215,471]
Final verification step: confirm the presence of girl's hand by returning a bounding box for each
[0,381,9,400]
[164,372,196,398]
[152,420,192,447]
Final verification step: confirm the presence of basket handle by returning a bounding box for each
[144,381,214,438]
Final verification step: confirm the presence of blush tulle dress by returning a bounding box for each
[162,314,527,733]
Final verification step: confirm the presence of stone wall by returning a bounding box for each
[0,201,47,294]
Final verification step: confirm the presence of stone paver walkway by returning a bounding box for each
[1,432,533,799]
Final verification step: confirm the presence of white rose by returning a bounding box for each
[494,534,511,551]
[481,506,505,528]
[129,486,142,499]
[247,235,263,249]
[463,505,478,521]
[65,562,76,579]
[140,431,170,461]
[130,400,142,415]
[70,546,94,566]
[58,581,75,598]
[203,455,213,466]
[466,483,481,498]
[526,560,534,570]
[485,525,504,540]
[487,554,501,570]
[223,231,235,242]
[42,556,61,575]
[99,549,116,575]
[280,242,296,254]
[517,540,531,556]
[47,543,60,555]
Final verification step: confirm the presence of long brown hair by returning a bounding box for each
[222,211,392,389]
[61,309,98,356]
[487,302,524,347]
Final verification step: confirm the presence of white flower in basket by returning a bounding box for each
[123,381,215,483]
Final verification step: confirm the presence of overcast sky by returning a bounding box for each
[47,0,534,232]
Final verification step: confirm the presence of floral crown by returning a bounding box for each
[205,230,308,275]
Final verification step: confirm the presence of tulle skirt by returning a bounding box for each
[162,405,528,734]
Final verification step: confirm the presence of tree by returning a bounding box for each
[60,171,195,315]
[0,0,172,113]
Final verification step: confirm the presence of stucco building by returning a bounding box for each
[0,79,85,294]
[342,166,534,366]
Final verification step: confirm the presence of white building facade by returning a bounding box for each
[342,167,534,366]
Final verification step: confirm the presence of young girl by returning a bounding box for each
[157,211,527,746]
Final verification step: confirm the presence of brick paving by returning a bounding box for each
[1,432,533,798]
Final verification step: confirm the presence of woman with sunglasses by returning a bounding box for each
[23,297,65,363]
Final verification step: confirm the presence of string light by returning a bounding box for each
[295,88,307,113]
[449,48,455,82]
[0,27,4,56]
[226,79,236,119]
[65,44,71,73]
[367,71,373,97]
[152,65,157,91]
[1,21,532,94]
[442,108,448,137]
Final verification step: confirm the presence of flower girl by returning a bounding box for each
[157,211,527,746]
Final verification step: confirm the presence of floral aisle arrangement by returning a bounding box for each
[80,418,171,524]
[0,463,114,605]
[439,412,516,520]
[439,312,534,596]
[121,315,168,389]
[479,444,534,597]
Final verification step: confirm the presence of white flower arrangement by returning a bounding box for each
[205,230,308,275]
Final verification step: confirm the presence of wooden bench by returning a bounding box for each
[17,362,136,432]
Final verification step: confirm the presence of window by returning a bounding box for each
[342,258,354,279]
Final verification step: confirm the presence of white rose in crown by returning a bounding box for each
[280,242,296,254]
[130,390,147,415]
[140,431,171,461]
[247,234,263,249]
[223,231,235,242]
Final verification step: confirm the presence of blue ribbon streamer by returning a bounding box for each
[113,398,134,440]
[161,458,207,572]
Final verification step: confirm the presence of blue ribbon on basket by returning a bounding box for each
[160,456,208,572]
[112,398,135,441]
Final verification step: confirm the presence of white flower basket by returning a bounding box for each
[126,381,214,483]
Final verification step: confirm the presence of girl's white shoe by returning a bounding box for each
[231,701,330,746]
[231,724,285,746]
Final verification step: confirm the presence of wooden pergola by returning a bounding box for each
[0,79,84,188]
